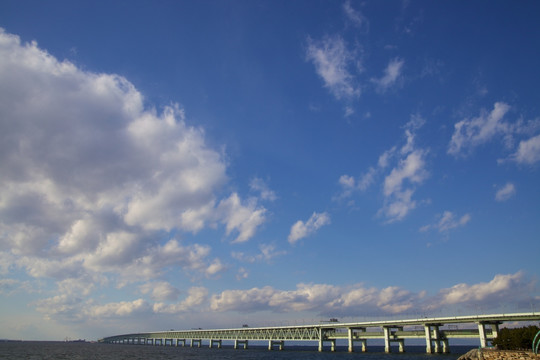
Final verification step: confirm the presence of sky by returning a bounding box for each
[0,0,539,341]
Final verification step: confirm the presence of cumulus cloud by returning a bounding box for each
[448,102,511,156]
[140,281,180,302]
[89,299,152,319]
[232,243,286,263]
[420,211,471,233]
[343,0,369,32]
[215,193,266,243]
[306,35,360,100]
[383,150,428,198]
[288,212,331,244]
[0,28,273,328]
[432,272,532,308]
[249,177,277,202]
[153,286,208,314]
[380,118,429,222]
[36,285,210,321]
[210,283,420,315]
[209,272,534,316]
[511,134,540,164]
[495,183,516,202]
[33,272,535,324]
[337,115,428,222]
[371,58,405,92]
[448,102,540,164]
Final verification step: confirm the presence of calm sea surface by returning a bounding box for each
[0,342,475,360]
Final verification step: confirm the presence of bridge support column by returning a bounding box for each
[398,339,405,353]
[209,339,222,348]
[348,328,354,352]
[442,339,449,353]
[478,322,487,348]
[433,327,441,353]
[318,329,335,352]
[268,340,284,350]
[190,339,201,347]
[348,327,367,352]
[176,339,185,347]
[478,321,501,348]
[384,327,391,353]
[234,340,248,349]
[361,339,367,352]
[492,323,500,339]
[425,324,444,353]
[425,325,432,353]
[382,326,404,353]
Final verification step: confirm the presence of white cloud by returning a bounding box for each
[232,243,286,263]
[249,177,277,202]
[380,189,417,222]
[511,134,540,164]
[140,281,180,302]
[448,102,540,164]
[343,0,369,32]
[495,183,516,202]
[236,267,249,281]
[306,35,359,100]
[0,279,19,294]
[434,272,530,307]
[153,286,208,314]
[210,283,418,315]
[371,58,404,92]
[33,272,535,324]
[337,116,428,222]
[210,272,534,316]
[448,102,511,156]
[89,299,152,318]
[288,212,331,244]
[383,150,428,197]
[205,258,226,277]
[420,211,471,233]
[380,149,428,222]
[215,193,266,243]
[0,29,266,292]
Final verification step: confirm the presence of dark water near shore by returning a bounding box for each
[0,342,476,360]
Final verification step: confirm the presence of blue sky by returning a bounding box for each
[1,0,539,341]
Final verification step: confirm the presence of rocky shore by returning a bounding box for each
[458,349,539,360]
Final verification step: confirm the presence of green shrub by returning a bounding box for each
[491,326,540,350]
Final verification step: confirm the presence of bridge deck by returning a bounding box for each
[99,312,540,353]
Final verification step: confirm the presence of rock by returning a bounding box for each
[458,349,481,360]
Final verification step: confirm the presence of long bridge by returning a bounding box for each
[99,312,540,353]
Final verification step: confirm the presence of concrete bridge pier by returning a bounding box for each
[424,324,449,354]
[268,340,284,350]
[348,327,367,352]
[425,324,435,353]
[478,321,501,348]
[209,339,222,348]
[175,339,185,347]
[234,339,248,349]
[190,339,201,347]
[383,326,404,353]
[318,338,336,352]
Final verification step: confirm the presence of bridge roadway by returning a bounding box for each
[99,312,540,353]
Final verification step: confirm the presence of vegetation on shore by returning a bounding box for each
[492,326,540,350]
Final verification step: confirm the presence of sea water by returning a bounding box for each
[0,341,475,360]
